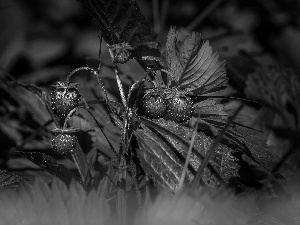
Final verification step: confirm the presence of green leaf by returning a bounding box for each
[166,27,228,95]
[135,118,239,191]
[0,170,23,190]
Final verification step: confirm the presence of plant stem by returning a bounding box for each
[107,45,127,108]
[117,155,127,225]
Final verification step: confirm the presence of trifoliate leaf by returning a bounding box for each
[77,0,162,66]
[135,118,239,191]
[166,27,228,95]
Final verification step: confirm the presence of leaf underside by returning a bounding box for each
[135,119,239,191]
[166,27,228,95]
[78,0,153,46]
[14,151,75,186]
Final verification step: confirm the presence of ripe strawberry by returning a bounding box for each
[50,82,81,119]
[51,132,77,156]
[167,95,194,123]
[142,90,167,119]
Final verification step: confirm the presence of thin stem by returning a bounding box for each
[191,104,243,191]
[91,68,118,126]
[85,108,118,156]
[195,95,261,105]
[178,114,200,191]
[63,108,77,129]
[71,151,86,183]
[187,0,224,32]
[65,67,92,84]
[97,34,103,72]
[107,45,127,108]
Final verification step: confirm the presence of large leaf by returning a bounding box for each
[77,0,153,46]
[166,27,228,95]
[199,113,280,173]
[135,118,239,191]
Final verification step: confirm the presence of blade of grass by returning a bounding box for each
[84,108,118,156]
[138,116,225,185]
[178,114,201,191]
[187,0,224,32]
[191,104,243,191]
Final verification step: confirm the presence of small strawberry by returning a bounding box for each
[51,128,77,156]
[142,89,167,119]
[167,94,194,123]
[110,43,133,64]
[50,82,81,120]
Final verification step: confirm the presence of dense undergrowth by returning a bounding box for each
[0,0,300,224]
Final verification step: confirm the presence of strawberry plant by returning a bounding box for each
[1,0,300,225]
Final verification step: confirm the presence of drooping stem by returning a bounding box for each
[65,67,92,84]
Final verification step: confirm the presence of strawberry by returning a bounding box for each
[50,82,81,120]
[167,95,194,123]
[142,89,167,119]
[51,129,77,156]
[110,43,133,64]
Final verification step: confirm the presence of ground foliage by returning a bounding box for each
[0,0,300,224]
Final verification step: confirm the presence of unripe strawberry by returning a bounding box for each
[50,82,81,120]
[51,132,77,156]
[142,90,167,119]
[167,95,194,123]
